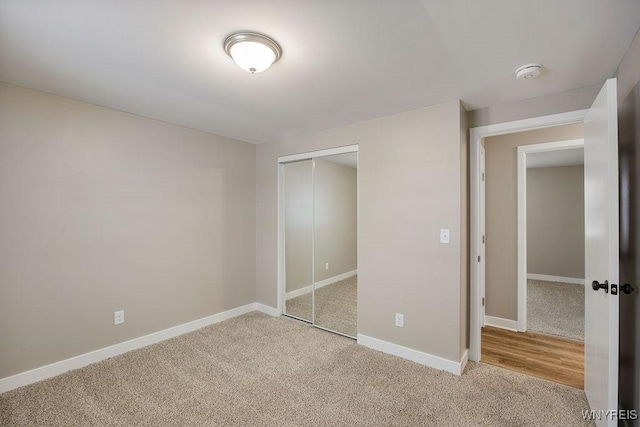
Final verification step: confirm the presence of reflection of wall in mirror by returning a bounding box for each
[313,159,358,283]
[284,161,313,293]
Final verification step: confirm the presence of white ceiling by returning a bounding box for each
[527,147,584,169]
[1,1,639,144]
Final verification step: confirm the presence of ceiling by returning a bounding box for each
[527,147,584,169]
[1,1,639,144]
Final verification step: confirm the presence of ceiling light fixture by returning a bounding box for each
[224,32,282,74]
[515,63,543,80]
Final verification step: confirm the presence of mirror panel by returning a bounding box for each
[313,153,358,337]
[283,160,314,322]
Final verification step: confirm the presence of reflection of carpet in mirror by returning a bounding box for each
[285,292,312,322]
[286,275,357,337]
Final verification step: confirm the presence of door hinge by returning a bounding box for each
[482,297,485,306]
[482,172,485,181]
[482,235,485,244]
[478,255,481,262]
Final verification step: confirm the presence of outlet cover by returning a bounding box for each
[325,262,329,270]
[114,310,125,325]
[395,313,404,327]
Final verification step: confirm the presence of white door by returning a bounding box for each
[584,78,619,426]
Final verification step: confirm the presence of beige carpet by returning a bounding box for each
[1,312,593,426]
[286,275,357,337]
[528,279,584,341]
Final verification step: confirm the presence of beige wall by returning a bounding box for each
[313,159,357,282]
[527,165,585,279]
[484,124,583,320]
[283,161,314,292]
[0,83,256,379]
[257,100,468,362]
[468,85,601,128]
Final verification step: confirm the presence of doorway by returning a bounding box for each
[517,139,585,339]
[277,145,359,338]
[482,137,586,388]
[470,111,587,360]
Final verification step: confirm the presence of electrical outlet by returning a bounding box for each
[325,262,329,270]
[114,310,124,325]
[395,313,404,327]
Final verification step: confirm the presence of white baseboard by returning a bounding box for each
[314,269,357,289]
[527,273,584,285]
[285,269,357,300]
[254,303,280,317]
[484,315,518,332]
[0,302,277,394]
[285,285,313,300]
[357,334,467,376]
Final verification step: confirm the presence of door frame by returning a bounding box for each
[469,110,587,362]
[479,145,486,325]
[276,144,359,317]
[516,138,585,332]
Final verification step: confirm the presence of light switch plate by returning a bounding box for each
[440,229,450,244]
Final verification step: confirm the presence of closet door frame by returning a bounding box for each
[277,144,359,325]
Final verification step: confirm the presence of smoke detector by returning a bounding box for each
[515,63,542,80]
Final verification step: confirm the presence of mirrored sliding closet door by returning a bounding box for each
[281,148,358,338]
[283,160,314,323]
[312,153,358,337]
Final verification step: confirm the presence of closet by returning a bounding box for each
[280,147,358,338]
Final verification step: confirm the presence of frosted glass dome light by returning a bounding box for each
[224,32,282,74]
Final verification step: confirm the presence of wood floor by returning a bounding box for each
[481,326,584,389]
